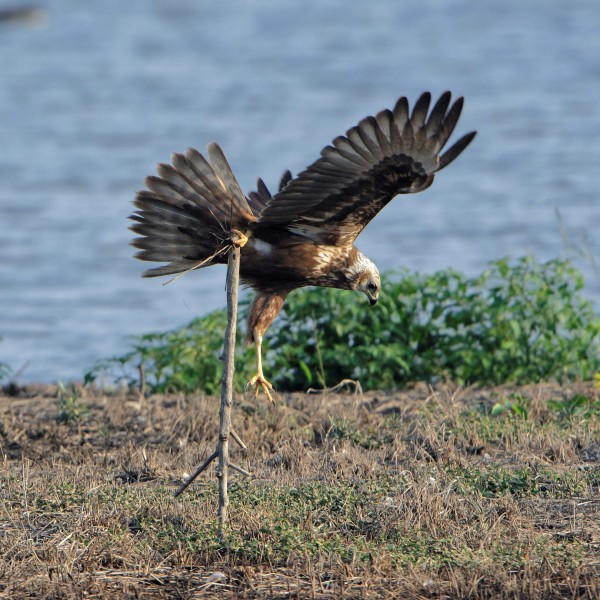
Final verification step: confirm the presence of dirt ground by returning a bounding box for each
[0,381,599,599]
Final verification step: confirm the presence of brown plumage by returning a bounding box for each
[130,91,477,399]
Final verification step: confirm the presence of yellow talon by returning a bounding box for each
[230,228,249,248]
[247,373,274,403]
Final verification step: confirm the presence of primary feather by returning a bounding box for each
[255,91,476,246]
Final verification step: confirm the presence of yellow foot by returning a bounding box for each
[230,228,249,248]
[247,373,274,403]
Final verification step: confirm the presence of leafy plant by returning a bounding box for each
[86,312,255,395]
[452,465,588,498]
[0,363,10,383]
[87,257,600,393]
[491,393,529,419]
[265,256,600,389]
[57,382,88,423]
[547,394,600,422]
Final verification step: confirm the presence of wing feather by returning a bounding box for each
[130,143,255,277]
[332,136,372,166]
[356,116,385,159]
[207,142,252,213]
[426,91,451,134]
[257,91,476,245]
[279,170,293,190]
[438,131,478,170]
[410,91,431,129]
[246,168,295,217]
[345,129,375,161]
[392,96,409,131]
[247,178,272,215]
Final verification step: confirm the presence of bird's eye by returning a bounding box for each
[367,282,377,291]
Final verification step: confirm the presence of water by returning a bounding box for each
[1,0,599,383]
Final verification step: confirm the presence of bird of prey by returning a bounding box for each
[130,91,476,400]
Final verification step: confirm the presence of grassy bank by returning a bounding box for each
[1,382,598,598]
[86,257,600,395]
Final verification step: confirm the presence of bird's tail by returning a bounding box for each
[130,143,256,278]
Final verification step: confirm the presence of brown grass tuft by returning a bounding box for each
[1,382,598,598]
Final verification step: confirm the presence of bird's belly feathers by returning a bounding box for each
[240,236,349,291]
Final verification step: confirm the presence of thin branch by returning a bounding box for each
[174,450,218,498]
[306,378,363,396]
[230,429,247,450]
[228,462,253,477]
[171,231,250,534]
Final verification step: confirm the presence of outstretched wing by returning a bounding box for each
[256,92,476,246]
[247,169,293,216]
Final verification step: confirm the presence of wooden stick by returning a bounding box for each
[173,450,218,498]
[216,245,241,535]
[172,241,251,531]
[228,462,253,477]
[230,428,247,450]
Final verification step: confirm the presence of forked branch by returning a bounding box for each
[173,242,251,535]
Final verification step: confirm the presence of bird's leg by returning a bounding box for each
[246,293,287,403]
[230,228,249,248]
[247,332,274,402]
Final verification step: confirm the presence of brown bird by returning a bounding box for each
[130,91,476,400]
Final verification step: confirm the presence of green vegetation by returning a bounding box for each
[87,257,600,393]
[86,310,230,394]
[56,381,88,423]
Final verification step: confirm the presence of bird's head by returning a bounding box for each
[350,252,380,306]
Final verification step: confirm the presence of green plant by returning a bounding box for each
[86,313,254,395]
[88,257,600,393]
[265,256,600,389]
[57,382,88,423]
[490,393,529,419]
[0,363,10,383]
[547,394,600,422]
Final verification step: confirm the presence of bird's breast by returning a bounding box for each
[240,238,349,288]
[248,237,274,256]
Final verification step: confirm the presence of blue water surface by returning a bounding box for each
[0,0,599,382]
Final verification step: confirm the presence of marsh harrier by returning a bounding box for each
[130,91,476,399]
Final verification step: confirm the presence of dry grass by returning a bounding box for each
[1,382,599,599]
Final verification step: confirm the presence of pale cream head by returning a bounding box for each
[350,252,380,305]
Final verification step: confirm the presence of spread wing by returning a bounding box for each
[256,91,476,246]
[247,169,293,216]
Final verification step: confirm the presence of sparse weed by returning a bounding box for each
[86,311,252,395]
[56,381,88,423]
[321,416,388,449]
[451,465,590,498]
[491,393,529,419]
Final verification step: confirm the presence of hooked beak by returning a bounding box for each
[366,290,379,306]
